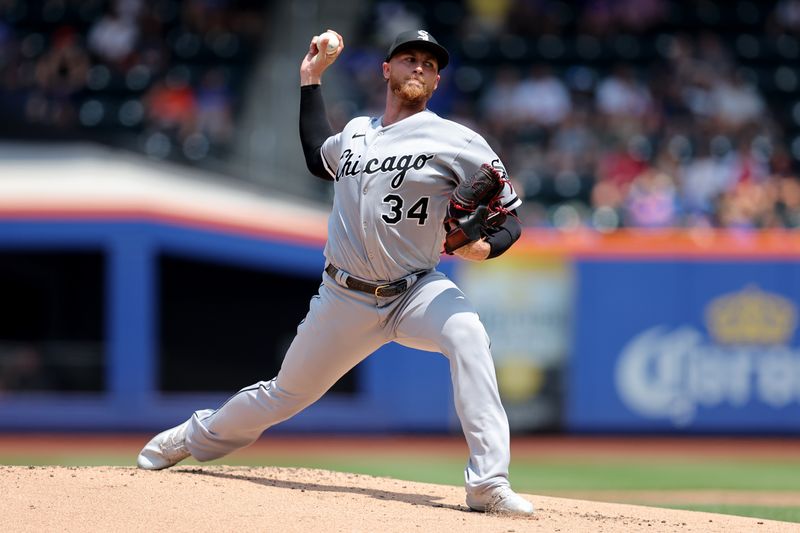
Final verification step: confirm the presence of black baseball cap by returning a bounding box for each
[385,30,449,70]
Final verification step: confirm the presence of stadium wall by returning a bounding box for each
[0,148,798,434]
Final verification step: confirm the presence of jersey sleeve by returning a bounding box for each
[453,133,522,211]
[319,132,342,179]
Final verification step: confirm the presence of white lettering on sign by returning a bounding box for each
[615,326,800,426]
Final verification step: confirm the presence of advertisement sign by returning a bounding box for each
[459,254,572,431]
[568,261,800,432]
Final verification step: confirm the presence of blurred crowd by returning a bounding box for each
[0,0,266,161]
[480,43,800,231]
[342,0,800,230]
[2,0,800,230]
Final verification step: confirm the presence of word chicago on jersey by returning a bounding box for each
[335,148,435,188]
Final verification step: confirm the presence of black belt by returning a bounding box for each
[325,263,424,298]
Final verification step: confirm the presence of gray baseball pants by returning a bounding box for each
[182,269,511,502]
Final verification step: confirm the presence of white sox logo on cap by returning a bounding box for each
[385,29,449,69]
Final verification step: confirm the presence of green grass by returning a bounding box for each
[6,454,800,492]
[0,455,139,467]
[660,505,800,523]
[206,455,800,524]
[3,452,800,523]
[508,460,800,491]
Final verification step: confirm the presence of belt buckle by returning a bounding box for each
[375,280,406,298]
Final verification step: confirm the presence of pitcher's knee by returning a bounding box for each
[441,313,489,354]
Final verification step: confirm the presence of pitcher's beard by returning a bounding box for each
[391,78,430,104]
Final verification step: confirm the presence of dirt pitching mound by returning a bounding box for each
[0,465,793,532]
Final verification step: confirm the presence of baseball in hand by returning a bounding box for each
[318,32,339,55]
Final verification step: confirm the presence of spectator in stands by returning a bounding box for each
[776,175,800,226]
[590,175,625,229]
[614,0,668,32]
[665,33,733,119]
[549,108,598,175]
[579,0,667,36]
[194,67,234,146]
[3,0,798,229]
[769,0,800,33]
[679,67,715,120]
[709,70,766,130]
[479,65,522,137]
[372,1,425,47]
[695,32,735,76]
[28,26,89,127]
[714,180,778,229]
[87,5,139,69]
[622,168,681,228]
[182,0,222,34]
[512,63,572,127]
[595,136,650,189]
[466,0,515,36]
[504,0,565,36]
[143,67,197,141]
[116,0,144,21]
[135,7,170,78]
[446,98,481,133]
[0,0,267,166]
[679,138,736,223]
[595,63,652,119]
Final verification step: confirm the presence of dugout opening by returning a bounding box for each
[157,254,359,395]
[0,251,105,392]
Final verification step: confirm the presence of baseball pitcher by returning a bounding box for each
[137,28,533,516]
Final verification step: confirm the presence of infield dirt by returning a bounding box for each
[1,465,796,533]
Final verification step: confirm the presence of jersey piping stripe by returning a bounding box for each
[199,381,272,422]
[503,196,519,209]
[299,291,322,325]
[320,150,336,179]
[202,284,324,421]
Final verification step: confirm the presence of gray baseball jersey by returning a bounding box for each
[171,108,523,507]
[320,109,521,282]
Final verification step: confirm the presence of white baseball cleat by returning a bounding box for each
[466,486,535,516]
[137,419,192,470]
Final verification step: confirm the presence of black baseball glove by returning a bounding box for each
[443,163,509,254]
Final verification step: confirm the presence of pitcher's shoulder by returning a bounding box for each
[340,116,373,133]
[427,112,482,141]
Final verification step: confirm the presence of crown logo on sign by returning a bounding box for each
[705,285,797,345]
